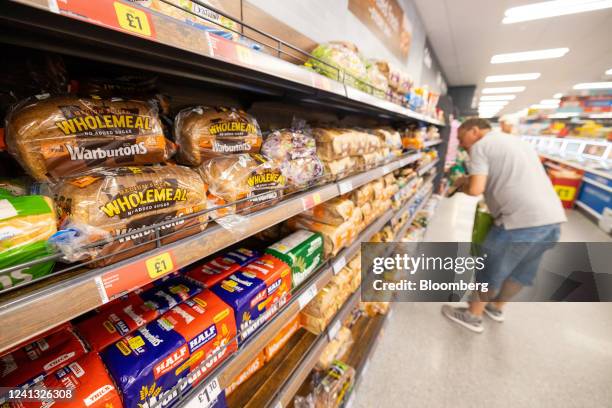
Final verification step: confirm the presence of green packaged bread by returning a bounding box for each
[266,230,323,288]
[0,194,56,290]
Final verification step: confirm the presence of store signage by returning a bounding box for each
[348,0,412,59]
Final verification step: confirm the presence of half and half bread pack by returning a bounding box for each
[53,165,208,264]
[6,95,170,181]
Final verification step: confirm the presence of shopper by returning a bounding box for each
[499,115,516,134]
[442,118,566,333]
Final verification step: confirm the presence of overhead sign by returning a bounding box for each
[348,0,412,59]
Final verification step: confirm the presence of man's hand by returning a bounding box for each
[463,174,487,196]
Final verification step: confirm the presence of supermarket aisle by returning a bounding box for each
[355,211,612,408]
[560,210,611,242]
[355,302,612,408]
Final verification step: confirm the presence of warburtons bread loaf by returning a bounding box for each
[53,165,207,265]
[6,95,170,181]
[174,106,262,166]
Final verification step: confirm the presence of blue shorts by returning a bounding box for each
[476,223,561,293]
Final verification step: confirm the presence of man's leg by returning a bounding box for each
[491,279,524,310]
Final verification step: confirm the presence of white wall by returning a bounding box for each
[248,0,428,86]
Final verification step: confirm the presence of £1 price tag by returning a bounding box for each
[145,252,174,279]
[184,377,221,408]
[113,2,153,37]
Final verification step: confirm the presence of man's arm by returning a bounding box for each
[464,174,487,196]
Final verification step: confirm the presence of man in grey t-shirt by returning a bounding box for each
[442,118,566,333]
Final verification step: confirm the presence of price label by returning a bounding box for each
[298,283,318,310]
[113,2,152,37]
[553,185,576,201]
[332,257,346,275]
[184,377,221,408]
[338,180,353,195]
[145,252,174,279]
[301,192,322,211]
[236,46,254,65]
[382,165,391,175]
[327,319,342,341]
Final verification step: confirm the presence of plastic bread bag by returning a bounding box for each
[198,153,285,219]
[261,127,324,188]
[316,327,353,371]
[320,157,356,180]
[285,216,352,257]
[5,95,171,182]
[0,194,57,291]
[301,197,355,226]
[305,41,368,84]
[314,361,355,408]
[52,165,208,266]
[174,106,262,166]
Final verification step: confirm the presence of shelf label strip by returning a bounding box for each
[298,283,319,310]
[183,376,221,408]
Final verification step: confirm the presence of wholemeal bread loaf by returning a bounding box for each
[6,95,169,181]
[54,165,207,265]
[174,106,262,166]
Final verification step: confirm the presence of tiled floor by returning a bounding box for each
[355,210,612,408]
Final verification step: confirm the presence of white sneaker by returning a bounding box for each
[441,305,484,333]
[484,303,505,322]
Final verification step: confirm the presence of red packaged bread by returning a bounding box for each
[225,351,265,396]
[8,353,122,408]
[184,247,260,288]
[0,324,88,388]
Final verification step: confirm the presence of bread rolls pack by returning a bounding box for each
[174,106,262,166]
[6,95,170,181]
[53,165,207,264]
[198,153,285,218]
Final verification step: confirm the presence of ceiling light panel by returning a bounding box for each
[482,86,526,94]
[553,93,563,98]
[573,82,612,89]
[606,68,612,75]
[480,95,516,101]
[485,73,541,82]
[491,48,569,64]
[502,0,612,24]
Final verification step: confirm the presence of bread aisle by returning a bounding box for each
[0,1,610,408]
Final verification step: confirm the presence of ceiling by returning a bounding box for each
[412,0,612,117]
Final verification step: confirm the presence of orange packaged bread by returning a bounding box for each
[174,106,262,166]
[6,95,170,181]
[301,197,355,226]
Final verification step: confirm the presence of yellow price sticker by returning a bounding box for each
[128,335,145,350]
[114,2,152,37]
[145,252,174,279]
[236,46,253,65]
[554,185,576,201]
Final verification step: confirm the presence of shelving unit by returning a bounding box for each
[0,153,421,353]
[0,1,449,406]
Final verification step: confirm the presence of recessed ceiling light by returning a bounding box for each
[553,93,563,98]
[573,82,612,89]
[531,104,558,109]
[540,99,561,105]
[502,0,612,24]
[482,86,526,94]
[480,95,516,101]
[491,48,569,63]
[485,73,541,82]
[606,68,612,75]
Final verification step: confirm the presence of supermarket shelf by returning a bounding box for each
[343,312,389,408]
[417,159,440,176]
[2,0,445,126]
[393,187,434,239]
[423,139,443,148]
[268,289,362,408]
[540,154,611,180]
[0,151,415,353]
[575,200,603,220]
[177,209,393,407]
